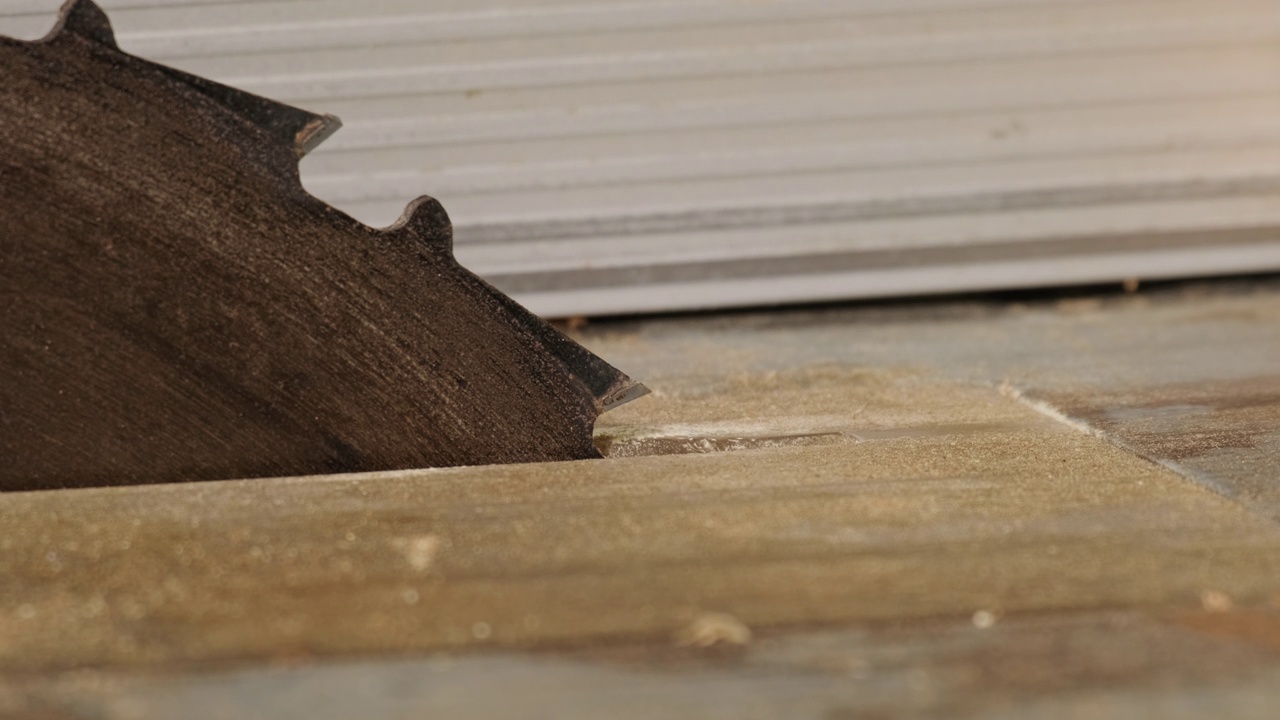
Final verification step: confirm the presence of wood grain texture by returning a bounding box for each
[12,611,1280,720]
[4,365,1280,673]
[2,280,1279,717]
[0,0,643,491]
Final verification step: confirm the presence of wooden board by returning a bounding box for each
[5,365,1280,672]
[4,279,1280,718]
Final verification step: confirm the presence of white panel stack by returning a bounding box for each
[5,0,1280,316]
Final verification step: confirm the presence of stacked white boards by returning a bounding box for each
[4,0,1279,316]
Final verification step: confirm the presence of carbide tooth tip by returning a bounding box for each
[601,382,651,411]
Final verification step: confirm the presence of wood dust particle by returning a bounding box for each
[676,612,752,647]
[1201,590,1234,613]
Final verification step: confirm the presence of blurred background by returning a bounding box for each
[4,0,1279,317]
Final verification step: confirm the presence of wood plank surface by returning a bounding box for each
[4,280,1280,719]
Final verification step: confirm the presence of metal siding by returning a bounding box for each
[5,0,1280,316]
